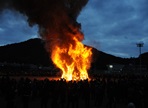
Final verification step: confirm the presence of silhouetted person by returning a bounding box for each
[82,80,90,108]
[94,81,104,108]
[71,81,79,108]
[41,79,50,108]
[106,79,116,108]
[22,78,31,108]
[5,78,16,108]
[58,79,67,108]
[127,102,135,108]
[51,80,59,108]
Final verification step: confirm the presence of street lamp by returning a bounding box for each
[136,42,144,73]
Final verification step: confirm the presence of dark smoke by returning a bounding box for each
[0,0,88,55]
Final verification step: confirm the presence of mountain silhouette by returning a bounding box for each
[0,38,51,66]
[0,38,147,70]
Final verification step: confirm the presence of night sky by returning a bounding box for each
[0,0,148,58]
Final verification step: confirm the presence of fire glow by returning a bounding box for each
[0,0,92,81]
[51,36,92,81]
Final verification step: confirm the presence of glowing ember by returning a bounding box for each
[51,36,92,81]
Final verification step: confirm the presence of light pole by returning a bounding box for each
[136,42,144,73]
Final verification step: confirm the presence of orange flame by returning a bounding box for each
[51,36,92,81]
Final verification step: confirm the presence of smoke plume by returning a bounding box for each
[0,0,88,58]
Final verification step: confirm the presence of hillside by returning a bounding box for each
[0,38,51,66]
[0,38,147,69]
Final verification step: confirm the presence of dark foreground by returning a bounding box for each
[0,74,148,108]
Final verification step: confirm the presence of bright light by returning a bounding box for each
[109,65,113,69]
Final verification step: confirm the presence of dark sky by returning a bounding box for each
[0,0,148,58]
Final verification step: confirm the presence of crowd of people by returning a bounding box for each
[0,74,148,108]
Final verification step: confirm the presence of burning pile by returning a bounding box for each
[0,0,92,81]
[52,37,92,81]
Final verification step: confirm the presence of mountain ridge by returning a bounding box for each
[0,38,147,69]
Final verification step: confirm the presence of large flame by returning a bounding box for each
[51,36,92,81]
